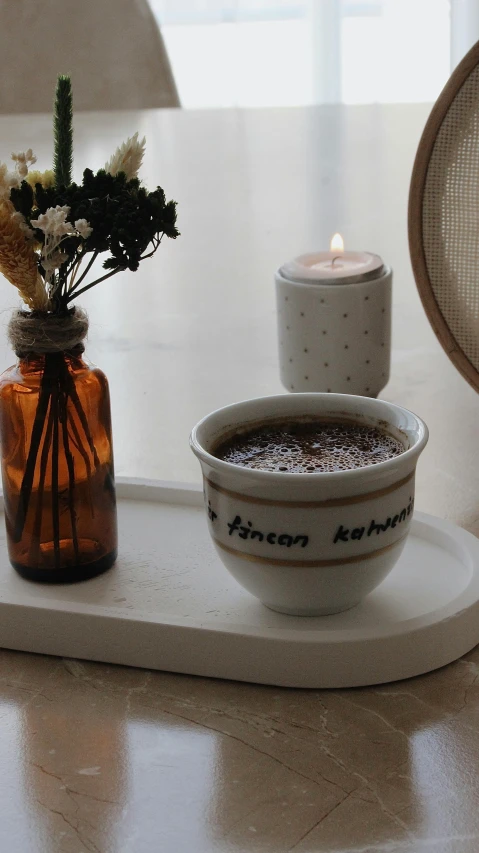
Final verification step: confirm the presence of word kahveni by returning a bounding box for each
[333,496,414,544]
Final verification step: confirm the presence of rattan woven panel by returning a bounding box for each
[422,64,479,371]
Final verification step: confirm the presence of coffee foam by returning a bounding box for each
[215,421,404,473]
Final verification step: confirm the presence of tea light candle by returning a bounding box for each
[275,234,392,397]
[281,234,386,285]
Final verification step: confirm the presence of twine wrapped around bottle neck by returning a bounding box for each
[8,307,89,358]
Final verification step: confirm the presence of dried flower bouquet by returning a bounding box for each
[0,76,179,580]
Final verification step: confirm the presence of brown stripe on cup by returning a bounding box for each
[204,470,415,509]
[213,533,408,569]
[213,533,408,568]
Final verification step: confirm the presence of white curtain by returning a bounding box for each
[450,0,479,69]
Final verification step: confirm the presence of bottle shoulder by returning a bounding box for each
[0,354,108,398]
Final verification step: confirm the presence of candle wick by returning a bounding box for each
[331,256,342,268]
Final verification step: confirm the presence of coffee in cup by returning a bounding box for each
[213,419,405,473]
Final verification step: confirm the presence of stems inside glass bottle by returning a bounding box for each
[13,352,95,563]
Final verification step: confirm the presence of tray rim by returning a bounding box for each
[0,477,477,645]
[0,478,478,687]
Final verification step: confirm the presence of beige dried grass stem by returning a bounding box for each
[0,202,48,310]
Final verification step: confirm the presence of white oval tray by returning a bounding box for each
[0,479,477,688]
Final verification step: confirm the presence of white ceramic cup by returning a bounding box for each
[190,393,428,616]
[275,265,392,397]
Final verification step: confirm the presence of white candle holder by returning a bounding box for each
[275,260,392,397]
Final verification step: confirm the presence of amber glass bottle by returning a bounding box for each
[0,349,117,582]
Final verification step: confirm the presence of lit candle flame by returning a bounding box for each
[330,233,344,253]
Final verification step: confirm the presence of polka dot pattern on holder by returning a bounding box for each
[276,269,391,396]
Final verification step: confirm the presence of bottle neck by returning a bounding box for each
[8,308,88,360]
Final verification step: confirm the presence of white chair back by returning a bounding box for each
[0,0,179,113]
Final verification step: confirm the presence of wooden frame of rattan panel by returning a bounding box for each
[408,39,479,393]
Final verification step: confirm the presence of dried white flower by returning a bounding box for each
[0,162,20,200]
[105,132,146,180]
[30,206,75,290]
[31,205,73,237]
[74,219,93,239]
[11,149,37,180]
[11,211,34,240]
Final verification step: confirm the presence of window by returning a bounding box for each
[150,0,451,108]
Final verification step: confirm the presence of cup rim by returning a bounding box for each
[189,393,429,484]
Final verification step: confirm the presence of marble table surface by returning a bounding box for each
[0,103,478,853]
